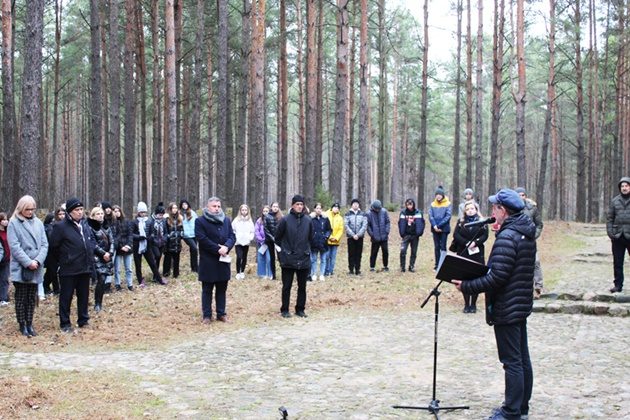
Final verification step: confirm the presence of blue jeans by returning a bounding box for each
[0,262,9,301]
[310,249,328,277]
[256,246,271,278]
[324,246,338,275]
[115,253,133,287]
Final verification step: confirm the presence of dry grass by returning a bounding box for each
[0,217,587,353]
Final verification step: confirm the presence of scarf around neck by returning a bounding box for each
[203,208,225,224]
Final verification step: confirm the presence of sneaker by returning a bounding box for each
[139,281,146,289]
[319,275,325,281]
[383,267,389,272]
[38,295,46,301]
[281,311,291,318]
[128,285,134,291]
[94,305,102,313]
[115,284,122,291]
[400,267,406,273]
[610,286,622,293]
[202,317,212,324]
[217,315,229,322]
[295,311,308,318]
[61,325,73,333]
[0,301,8,306]
[369,268,375,272]
[408,266,415,273]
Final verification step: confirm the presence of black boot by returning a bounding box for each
[19,323,30,337]
[26,324,37,337]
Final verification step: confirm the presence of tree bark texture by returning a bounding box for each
[514,0,527,188]
[165,0,178,202]
[108,0,121,205]
[123,0,136,207]
[1,0,16,209]
[417,0,429,208]
[358,0,369,206]
[331,0,349,203]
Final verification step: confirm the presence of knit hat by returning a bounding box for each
[371,200,383,211]
[65,197,84,213]
[291,195,305,205]
[137,201,148,213]
[435,186,446,196]
[154,202,166,215]
[332,202,340,209]
[514,187,527,195]
[351,198,360,206]
[463,188,474,197]
[488,189,525,212]
[100,200,112,211]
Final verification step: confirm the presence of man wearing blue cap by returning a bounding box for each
[452,188,536,420]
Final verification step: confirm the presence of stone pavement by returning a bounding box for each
[2,307,629,419]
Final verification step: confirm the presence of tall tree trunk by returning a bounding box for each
[314,0,324,189]
[514,0,527,187]
[1,0,16,208]
[452,0,463,210]
[587,0,601,221]
[18,0,45,198]
[331,0,349,203]
[575,0,586,222]
[377,0,388,201]
[474,0,484,195]
[216,0,229,201]
[108,0,121,205]
[346,9,357,205]
[135,0,148,203]
[165,0,178,202]
[205,23,214,200]
[89,0,102,205]
[151,0,162,205]
[123,0,136,206]
[188,0,204,208]
[277,0,288,206]
[175,0,184,198]
[537,0,556,217]
[358,0,369,205]
[241,0,252,206]
[296,0,306,201]
[465,0,473,188]
[304,0,317,203]
[417,0,429,207]
[250,0,266,211]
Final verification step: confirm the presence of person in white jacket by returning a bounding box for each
[232,204,255,279]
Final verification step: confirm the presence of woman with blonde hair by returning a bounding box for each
[232,204,255,279]
[7,195,48,337]
[88,207,114,312]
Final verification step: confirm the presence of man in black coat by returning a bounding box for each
[49,197,96,332]
[276,195,313,318]
[606,176,630,293]
[453,188,536,420]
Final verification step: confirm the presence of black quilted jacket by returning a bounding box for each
[461,212,536,326]
[606,176,630,240]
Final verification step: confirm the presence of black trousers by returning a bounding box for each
[59,274,91,328]
[14,282,37,325]
[266,241,277,279]
[183,237,198,272]
[400,235,420,269]
[612,236,630,290]
[235,245,249,274]
[494,320,533,418]
[369,240,389,269]
[347,237,364,274]
[163,251,181,277]
[94,273,106,307]
[133,250,160,284]
[43,265,60,295]
[201,280,228,318]
[280,267,308,313]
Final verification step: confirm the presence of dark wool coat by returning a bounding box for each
[131,217,153,253]
[264,212,280,243]
[310,215,331,251]
[367,208,391,242]
[195,213,236,283]
[607,176,630,240]
[275,209,313,270]
[112,219,133,255]
[461,212,536,326]
[166,219,183,253]
[49,216,96,278]
[452,217,489,265]
[88,218,115,276]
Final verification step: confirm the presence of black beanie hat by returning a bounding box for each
[65,197,84,213]
[154,202,166,215]
[100,200,112,211]
[291,195,305,205]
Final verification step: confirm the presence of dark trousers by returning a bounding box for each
[266,241,277,279]
[369,240,389,269]
[281,267,308,313]
[201,280,228,318]
[0,262,10,301]
[59,274,91,328]
[14,282,37,325]
[94,273,106,307]
[494,321,533,418]
[347,237,364,274]
[149,244,164,278]
[235,245,249,273]
[432,231,449,269]
[612,237,630,290]
[183,237,199,272]
[400,235,420,269]
[133,250,160,284]
[43,265,60,295]
[463,292,478,308]
[163,251,181,277]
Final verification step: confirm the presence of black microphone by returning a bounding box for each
[463,217,496,228]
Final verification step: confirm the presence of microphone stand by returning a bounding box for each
[393,222,488,419]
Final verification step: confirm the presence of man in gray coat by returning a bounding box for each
[606,176,630,293]
[516,188,544,298]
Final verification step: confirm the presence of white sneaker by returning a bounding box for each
[39,295,46,301]
[238,273,245,280]
[319,275,325,281]
[0,301,8,306]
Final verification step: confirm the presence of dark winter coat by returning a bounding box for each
[49,216,96,278]
[310,214,331,252]
[131,217,153,253]
[367,208,391,242]
[607,176,630,240]
[461,212,536,326]
[195,210,236,283]
[398,206,425,237]
[264,211,280,243]
[452,216,489,264]
[166,218,183,253]
[275,209,313,270]
[112,219,133,255]
[88,218,115,276]
[148,216,168,249]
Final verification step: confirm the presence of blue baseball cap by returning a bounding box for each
[488,188,525,211]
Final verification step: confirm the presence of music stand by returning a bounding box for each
[393,225,488,418]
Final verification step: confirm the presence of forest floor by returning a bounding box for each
[0,219,628,418]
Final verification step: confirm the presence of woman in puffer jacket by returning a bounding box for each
[232,204,255,280]
[88,207,114,313]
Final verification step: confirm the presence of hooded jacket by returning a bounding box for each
[310,213,331,251]
[325,209,345,246]
[429,196,452,233]
[607,176,630,240]
[275,208,313,270]
[398,200,425,237]
[367,200,390,242]
[461,212,536,326]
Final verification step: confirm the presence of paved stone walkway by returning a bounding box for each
[1,225,629,419]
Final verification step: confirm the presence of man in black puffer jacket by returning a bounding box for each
[606,176,630,293]
[453,188,535,420]
[275,195,313,318]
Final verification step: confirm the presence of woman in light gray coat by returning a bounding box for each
[7,195,48,337]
